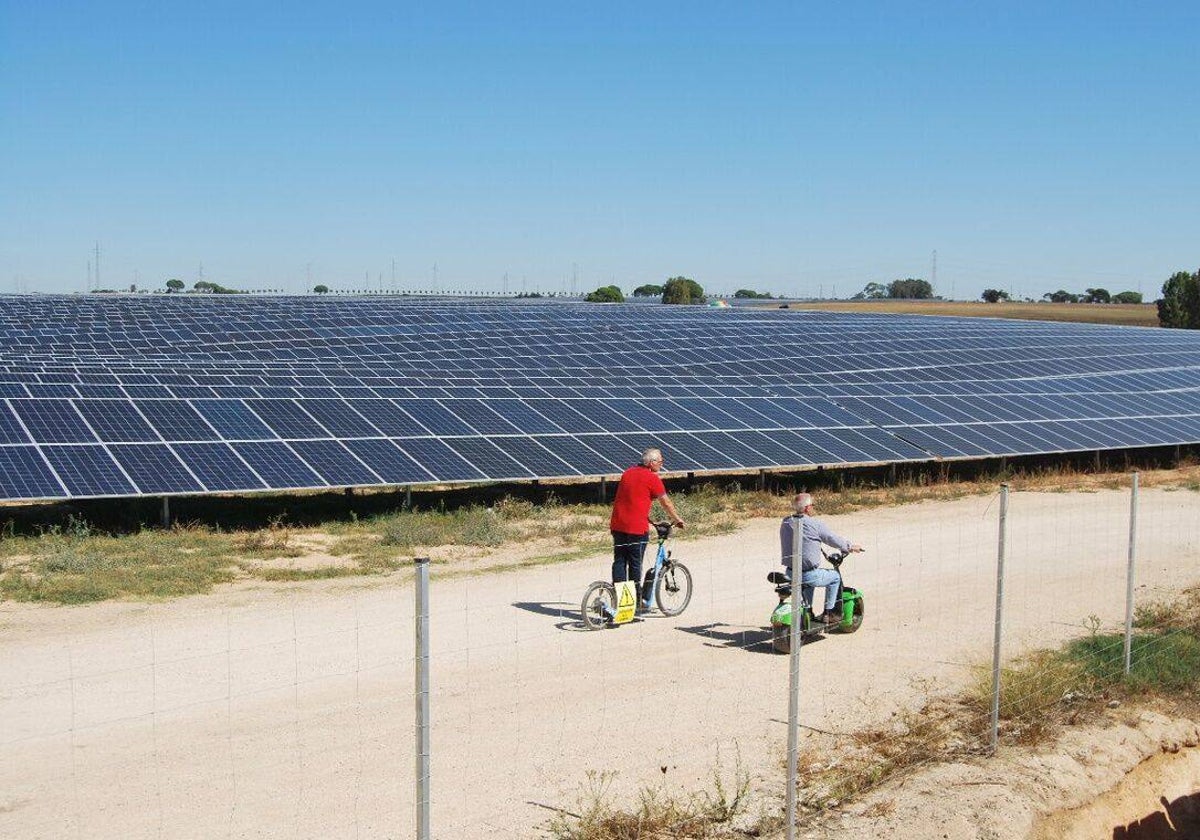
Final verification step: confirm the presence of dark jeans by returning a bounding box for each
[611,531,649,596]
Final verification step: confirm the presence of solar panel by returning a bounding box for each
[0,446,65,497]
[42,445,136,496]
[110,444,204,494]
[172,442,267,491]
[0,294,1196,500]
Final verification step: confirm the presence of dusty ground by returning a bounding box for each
[800,709,1200,840]
[1,487,1197,839]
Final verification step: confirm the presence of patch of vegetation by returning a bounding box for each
[963,590,1200,749]
[548,756,751,840]
[3,462,1197,605]
[791,589,1200,822]
[377,505,514,549]
[235,515,301,556]
[0,521,241,603]
[792,702,967,815]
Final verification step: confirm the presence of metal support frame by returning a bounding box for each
[1123,472,1139,675]
[415,557,431,840]
[989,484,1008,753]
[785,520,802,839]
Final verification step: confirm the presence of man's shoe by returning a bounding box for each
[822,611,842,625]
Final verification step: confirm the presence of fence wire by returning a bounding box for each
[1,475,1196,839]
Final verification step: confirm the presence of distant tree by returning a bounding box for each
[981,289,1010,303]
[1043,290,1079,303]
[313,284,330,294]
[1112,291,1143,304]
[887,278,933,299]
[192,280,242,294]
[165,278,184,293]
[734,289,773,299]
[852,282,888,300]
[662,276,705,304]
[1157,269,1200,329]
[632,284,663,298]
[516,291,544,299]
[584,285,624,303]
[129,284,137,293]
[1082,287,1111,304]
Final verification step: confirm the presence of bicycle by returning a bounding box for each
[581,522,693,630]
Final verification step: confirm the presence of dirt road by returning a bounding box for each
[2,488,1197,838]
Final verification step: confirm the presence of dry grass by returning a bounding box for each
[787,588,1200,823]
[793,701,969,814]
[778,299,1159,327]
[2,462,1196,605]
[548,756,752,840]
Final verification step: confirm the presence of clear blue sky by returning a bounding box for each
[3,2,1198,300]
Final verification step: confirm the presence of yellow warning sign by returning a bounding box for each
[614,581,638,624]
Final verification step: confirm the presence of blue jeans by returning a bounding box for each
[801,568,840,613]
[611,531,649,593]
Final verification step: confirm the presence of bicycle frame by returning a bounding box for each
[641,536,671,611]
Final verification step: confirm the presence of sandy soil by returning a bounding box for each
[1,488,1198,839]
[805,709,1200,840]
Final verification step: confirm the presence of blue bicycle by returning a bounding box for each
[581,522,693,630]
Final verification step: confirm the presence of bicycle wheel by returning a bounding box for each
[580,581,618,630]
[654,562,692,616]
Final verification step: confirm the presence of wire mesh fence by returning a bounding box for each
[1,473,1196,839]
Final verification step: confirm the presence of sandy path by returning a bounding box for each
[2,488,1198,839]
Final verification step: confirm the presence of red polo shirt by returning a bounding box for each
[609,464,666,534]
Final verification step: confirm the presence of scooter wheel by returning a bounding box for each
[834,596,864,633]
[771,622,791,654]
[581,581,618,630]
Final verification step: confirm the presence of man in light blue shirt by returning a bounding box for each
[779,492,863,623]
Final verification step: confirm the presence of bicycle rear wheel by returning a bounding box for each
[581,581,618,630]
[654,562,692,616]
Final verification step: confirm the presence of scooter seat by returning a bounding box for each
[767,571,789,584]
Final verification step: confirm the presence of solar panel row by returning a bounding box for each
[0,295,1197,501]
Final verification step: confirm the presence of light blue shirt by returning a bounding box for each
[779,514,852,572]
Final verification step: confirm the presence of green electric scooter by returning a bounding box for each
[767,549,864,654]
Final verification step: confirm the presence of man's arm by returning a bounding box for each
[816,520,860,552]
[656,493,685,528]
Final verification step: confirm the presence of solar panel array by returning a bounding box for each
[1,295,1198,501]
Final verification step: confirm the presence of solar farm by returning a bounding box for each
[2,294,1199,502]
[4,295,1200,840]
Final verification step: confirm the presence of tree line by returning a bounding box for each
[1032,288,1142,304]
[852,278,934,300]
[587,276,710,304]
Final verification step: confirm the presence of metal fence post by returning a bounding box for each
[415,557,431,840]
[990,484,1008,754]
[785,516,802,840]
[1124,472,1139,675]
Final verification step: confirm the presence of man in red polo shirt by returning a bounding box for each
[610,447,685,606]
